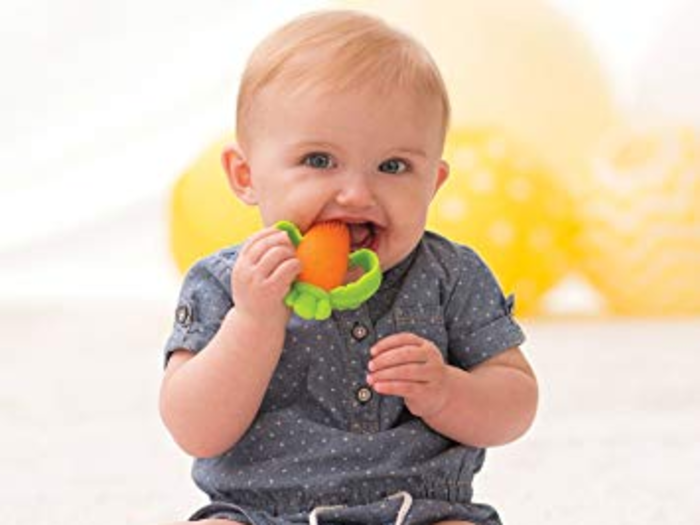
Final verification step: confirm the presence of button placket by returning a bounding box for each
[335,308,380,433]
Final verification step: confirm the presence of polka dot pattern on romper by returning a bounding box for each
[165,232,526,524]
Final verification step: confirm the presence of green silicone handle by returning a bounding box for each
[329,249,382,310]
[275,220,303,247]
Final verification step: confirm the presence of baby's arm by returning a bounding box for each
[160,228,301,458]
[367,334,537,448]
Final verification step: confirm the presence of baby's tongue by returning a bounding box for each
[348,223,372,250]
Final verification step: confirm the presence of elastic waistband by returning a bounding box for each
[218,477,474,516]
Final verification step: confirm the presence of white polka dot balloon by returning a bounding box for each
[577,126,700,316]
[429,129,578,316]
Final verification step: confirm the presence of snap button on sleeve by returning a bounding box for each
[175,304,192,327]
[351,323,369,341]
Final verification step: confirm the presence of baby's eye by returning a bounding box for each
[302,152,335,170]
[378,158,409,174]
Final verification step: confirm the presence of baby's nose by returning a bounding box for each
[335,172,376,208]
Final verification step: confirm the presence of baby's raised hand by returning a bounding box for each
[231,227,301,321]
[367,333,449,419]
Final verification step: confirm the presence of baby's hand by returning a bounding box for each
[367,333,449,419]
[231,227,301,321]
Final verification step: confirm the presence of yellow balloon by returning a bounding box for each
[339,0,616,180]
[577,126,700,316]
[170,137,262,273]
[429,128,578,316]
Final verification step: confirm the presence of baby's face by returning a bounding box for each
[237,81,448,271]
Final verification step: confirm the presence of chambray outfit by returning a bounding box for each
[164,231,526,525]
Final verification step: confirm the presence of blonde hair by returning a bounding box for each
[236,9,451,147]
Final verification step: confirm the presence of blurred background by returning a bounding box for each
[1,1,698,524]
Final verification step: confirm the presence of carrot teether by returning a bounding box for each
[275,220,382,320]
[296,221,350,291]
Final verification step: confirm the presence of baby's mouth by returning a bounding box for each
[348,222,378,251]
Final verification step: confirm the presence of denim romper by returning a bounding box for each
[164,231,526,525]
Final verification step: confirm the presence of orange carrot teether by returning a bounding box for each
[275,220,381,320]
[296,221,350,291]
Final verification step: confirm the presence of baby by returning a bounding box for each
[159,9,538,525]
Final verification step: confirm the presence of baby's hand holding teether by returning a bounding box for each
[231,227,301,321]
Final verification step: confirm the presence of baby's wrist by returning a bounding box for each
[224,306,289,342]
[421,367,459,423]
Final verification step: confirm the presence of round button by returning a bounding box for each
[351,323,369,341]
[356,386,373,404]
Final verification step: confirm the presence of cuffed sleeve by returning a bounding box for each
[163,249,238,365]
[444,247,525,370]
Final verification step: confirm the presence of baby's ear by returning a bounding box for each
[222,145,258,205]
[433,160,450,196]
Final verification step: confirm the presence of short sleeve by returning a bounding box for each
[163,250,237,366]
[445,247,525,370]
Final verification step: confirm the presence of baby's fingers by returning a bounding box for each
[269,257,302,292]
[370,380,423,399]
[368,345,426,373]
[242,228,293,265]
[367,363,428,385]
[371,332,426,357]
[256,243,299,279]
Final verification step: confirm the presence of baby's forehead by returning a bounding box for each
[239,90,446,166]
[264,74,435,106]
[241,78,446,144]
